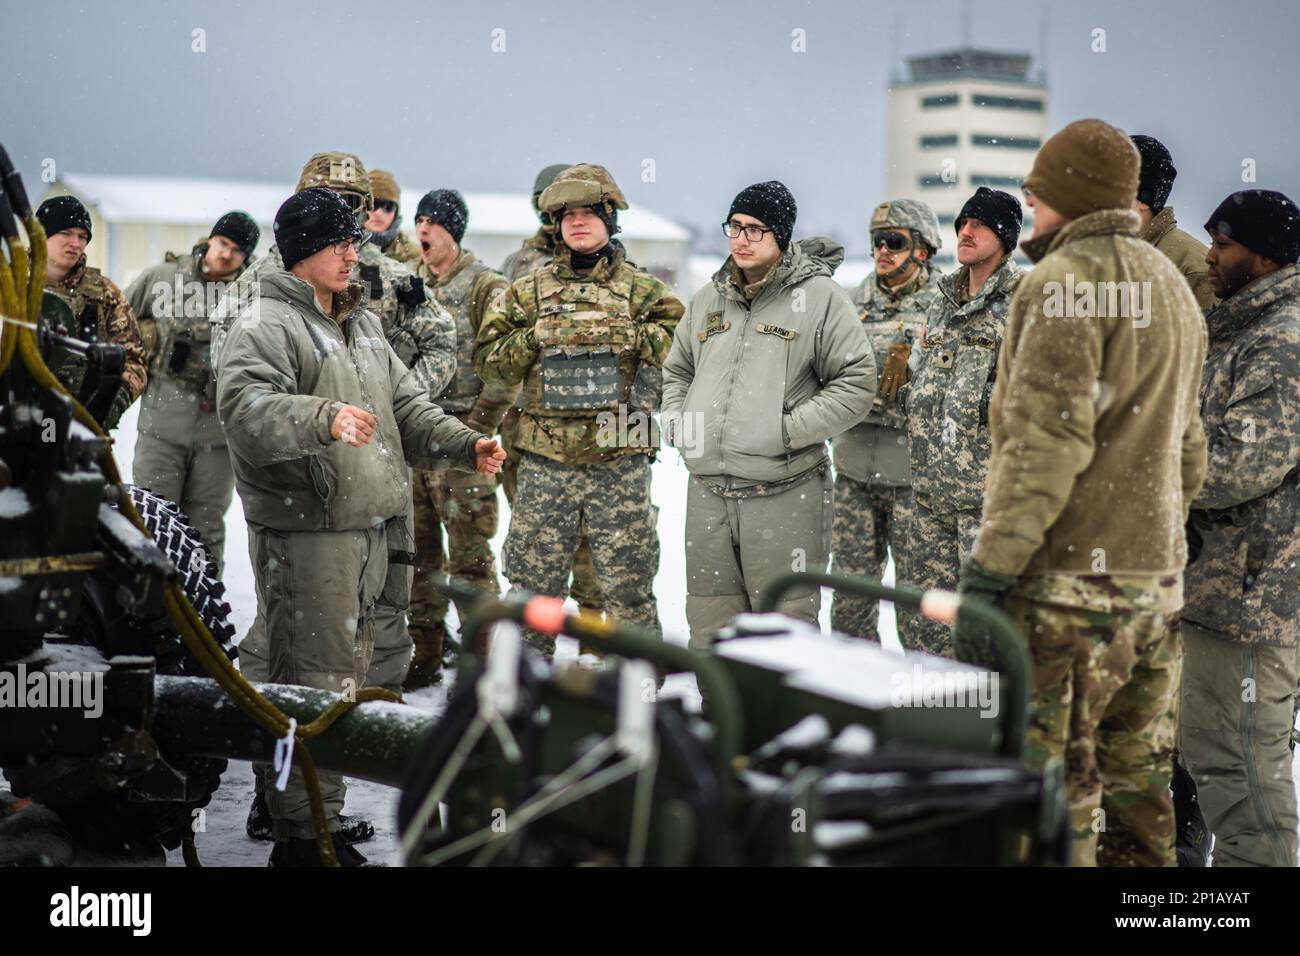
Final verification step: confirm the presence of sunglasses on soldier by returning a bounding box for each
[373,199,397,213]
[871,230,913,252]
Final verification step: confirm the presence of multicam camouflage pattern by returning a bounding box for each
[1183,264,1300,647]
[209,242,458,400]
[504,451,661,657]
[537,163,628,217]
[409,454,500,653]
[829,479,915,641]
[904,255,1022,514]
[417,249,511,422]
[1003,572,1184,867]
[43,257,148,403]
[870,199,943,255]
[500,228,558,282]
[295,151,372,213]
[476,241,682,465]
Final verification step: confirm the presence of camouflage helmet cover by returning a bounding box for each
[871,199,942,252]
[368,169,401,206]
[537,164,629,217]
[532,163,573,207]
[296,151,373,216]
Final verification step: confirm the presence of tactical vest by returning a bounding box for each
[522,262,641,417]
[45,266,110,396]
[431,256,498,413]
[149,252,230,396]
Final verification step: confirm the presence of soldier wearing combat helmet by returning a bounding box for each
[366,168,420,266]
[476,164,683,658]
[829,198,943,644]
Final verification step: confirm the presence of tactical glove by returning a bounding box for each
[954,556,1018,670]
[104,387,133,431]
[878,341,912,402]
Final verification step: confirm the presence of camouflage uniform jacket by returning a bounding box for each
[903,256,1022,514]
[1184,263,1300,645]
[500,227,557,282]
[417,249,515,432]
[125,248,246,403]
[1143,206,1215,313]
[475,241,683,465]
[209,242,457,400]
[43,256,148,401]
[972,209,1208,595]
[832,265,943,486]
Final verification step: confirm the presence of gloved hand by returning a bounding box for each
[954,556,1018,670]
[877,341,912,402]
[104,387,133,431]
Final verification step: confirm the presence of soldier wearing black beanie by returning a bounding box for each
[956,187,1023,253]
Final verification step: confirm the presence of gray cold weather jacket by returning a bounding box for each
[217,268,484,533]
[661,238,876,483]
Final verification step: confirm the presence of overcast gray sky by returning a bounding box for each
[8,0,1299,259]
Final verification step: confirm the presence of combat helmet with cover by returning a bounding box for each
[296,151,373,223]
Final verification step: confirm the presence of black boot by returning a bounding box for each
[1173,760,1211,867]
[268,831,369,867]
[247,793,374,845]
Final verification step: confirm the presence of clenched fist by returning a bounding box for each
[475,437,507,475]
[331,404,377,447]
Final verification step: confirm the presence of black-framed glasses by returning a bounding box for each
[373,199,397,213]
[723,220,774,242]
[330,235,368,255]
[871,230,913,252]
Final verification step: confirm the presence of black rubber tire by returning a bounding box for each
[5,486,236,854]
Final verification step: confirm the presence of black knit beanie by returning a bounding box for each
[274,188,362,270]
[1204,190,1300,265]
[211,210,260,258]
[956,187,1023,252]
[1131,135,1177,213]
[416,189,469,243]
[36,195,93,242]
[727,181,797,250]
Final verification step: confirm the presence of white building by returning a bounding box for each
[886,47,1049,269]
[42,173,692,293]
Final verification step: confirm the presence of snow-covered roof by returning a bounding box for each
[55,173,690,243]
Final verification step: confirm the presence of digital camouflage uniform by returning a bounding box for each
[126,246,248,575]
[832,261,941,642]
[43,256,148,427]
[407,249,513,682]
[899,256,1021,656]
[381,229,421,267]
[1181,263,1300,867]
[972,209,1208,867]
[476,167,682,658]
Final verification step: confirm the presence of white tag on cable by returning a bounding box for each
[272,717,298,792]
[617,661,656,768]
[478,621,521,720]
